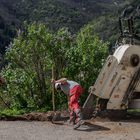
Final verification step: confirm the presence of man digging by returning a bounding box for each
[52,78,84,129]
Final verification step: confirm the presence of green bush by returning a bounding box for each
[0,23,108,113]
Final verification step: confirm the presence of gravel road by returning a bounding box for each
[0,120,139,140]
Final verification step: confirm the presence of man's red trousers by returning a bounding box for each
[69,85,83,122]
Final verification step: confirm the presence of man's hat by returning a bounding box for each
[55,83,61,91]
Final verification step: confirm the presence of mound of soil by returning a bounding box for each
[0,111,69,121]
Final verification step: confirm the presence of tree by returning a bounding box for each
[65,24,108,103]
[0,24,74,110]
[0,23,108,111]
[1,23,53,109]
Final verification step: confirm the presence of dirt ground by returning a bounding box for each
[0,118,139,140]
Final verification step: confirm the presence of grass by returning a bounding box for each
[0,109,27,117]
[127,109,140,116]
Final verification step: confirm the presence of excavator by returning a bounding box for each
[83,5,140,119]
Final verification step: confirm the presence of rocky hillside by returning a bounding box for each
[14,0,130,31]
[0,0,138,54]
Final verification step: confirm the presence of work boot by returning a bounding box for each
[73,119,84,129]
[73,109,84,129]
